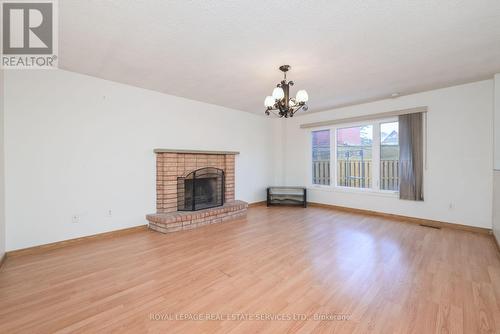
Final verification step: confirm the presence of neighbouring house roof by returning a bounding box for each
[381,130,398,145]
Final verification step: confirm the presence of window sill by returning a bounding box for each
[308,185,399,198]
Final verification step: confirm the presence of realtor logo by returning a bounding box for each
[1,0,58,69]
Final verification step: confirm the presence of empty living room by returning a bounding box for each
[2,1,500,333]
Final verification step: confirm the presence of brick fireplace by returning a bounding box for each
[146,149,248,233]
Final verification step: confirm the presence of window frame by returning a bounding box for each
[309,117,399,196]
[310,127,333,187]
[379,120,401,192]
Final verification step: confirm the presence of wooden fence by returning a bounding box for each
[337,160,371,188]
[312,160,399,190]
[379,160,399,191]
[312,160,330,185]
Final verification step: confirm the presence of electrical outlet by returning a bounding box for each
[72,215,80,224]
[448,203,454,210]
[107,210,113,217]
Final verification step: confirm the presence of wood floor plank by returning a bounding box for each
[0,205,499,333]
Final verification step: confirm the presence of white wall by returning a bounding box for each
[493,74,500,241]
[270,119,286,186]
[4,69,274,251]
[494,172,500,240]
[281,80,494,228]
[0,69,5,260]
[495,74,500,170]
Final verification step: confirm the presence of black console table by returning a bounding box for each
[266,187,307,208]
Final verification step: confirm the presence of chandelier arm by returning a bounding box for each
[277,102,284,113]
[273,110,282,117]
[265,107,285,117]
[290,104,305,117]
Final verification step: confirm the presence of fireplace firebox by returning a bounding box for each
[177,167,224,211]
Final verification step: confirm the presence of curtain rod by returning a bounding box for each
[299,106,428,129]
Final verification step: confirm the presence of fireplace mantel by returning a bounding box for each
[154,149,240,155]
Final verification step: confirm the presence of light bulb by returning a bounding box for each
[296,90,309,103]
[264,96,275,107]
[272,87,285,100]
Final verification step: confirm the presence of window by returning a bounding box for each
[380,122,400,191]
[336,125,372,188]
[311,119,400,193]
[312,130,330,185]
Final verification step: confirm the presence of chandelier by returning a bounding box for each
[264,65,309,118]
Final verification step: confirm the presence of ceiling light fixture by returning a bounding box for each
[264,65,309,118]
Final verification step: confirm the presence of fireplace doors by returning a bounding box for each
[177,168,224,211]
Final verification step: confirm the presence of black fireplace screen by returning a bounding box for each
[177,168,224,211]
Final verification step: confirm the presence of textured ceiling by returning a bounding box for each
[59,0,500,114]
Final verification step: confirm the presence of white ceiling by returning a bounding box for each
[59,0,500,114]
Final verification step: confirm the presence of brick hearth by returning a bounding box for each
[146,149,248,233]
[147,200,248,233]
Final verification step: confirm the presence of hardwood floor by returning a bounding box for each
[1,205,499,333]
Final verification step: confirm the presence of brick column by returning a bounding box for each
[156,153,178,213]
[225,155,235,202]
